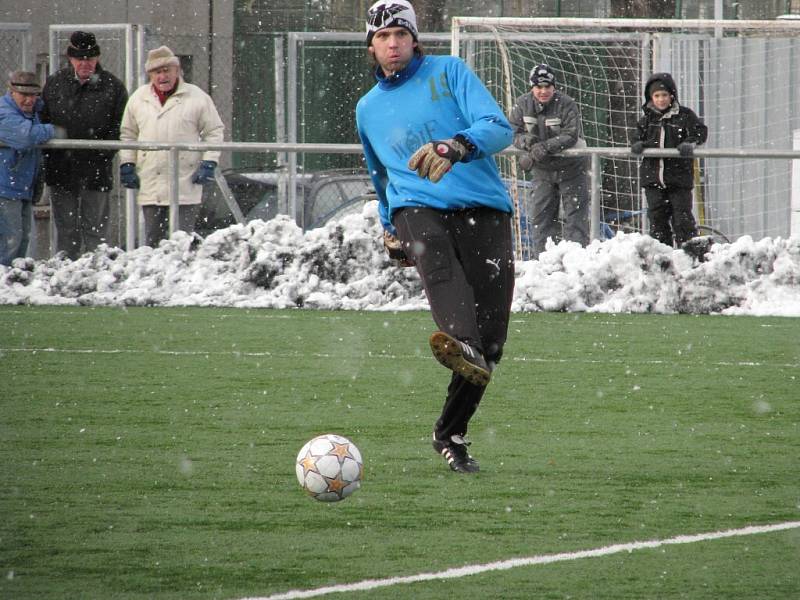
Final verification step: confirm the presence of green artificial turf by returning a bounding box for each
[1,307,798,599]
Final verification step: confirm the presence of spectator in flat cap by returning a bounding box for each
[0,71,57,266]
[41,30,128,260]
[509,64,590,259]
[120,46,224,247]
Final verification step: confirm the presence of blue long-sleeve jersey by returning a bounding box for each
[356,54,513,233]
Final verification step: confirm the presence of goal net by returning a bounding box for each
[452,17,800,255]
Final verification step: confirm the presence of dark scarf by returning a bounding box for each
[153,82,178,106]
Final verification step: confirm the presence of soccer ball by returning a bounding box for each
[295,434,363,502]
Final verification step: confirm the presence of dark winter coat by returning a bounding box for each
[633,72,708,190]
[41,65,128,191]
[509,89,588,176]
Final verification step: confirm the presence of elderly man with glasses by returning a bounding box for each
[0,71,59,266]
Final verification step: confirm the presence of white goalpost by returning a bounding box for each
[452,17,800,254]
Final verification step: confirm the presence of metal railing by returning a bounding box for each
[25,139,800,252]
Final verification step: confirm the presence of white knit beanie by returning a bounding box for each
[366,1,418,46]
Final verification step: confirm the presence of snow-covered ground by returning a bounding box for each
[2,202,799,316]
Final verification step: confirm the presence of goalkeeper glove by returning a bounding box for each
[630,141,645,155]
[407,135,471,183]
[383,231,413,267]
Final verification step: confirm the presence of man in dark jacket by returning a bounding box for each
[631,72,708,247]
[41,30,128,259]
[509,64,589,259]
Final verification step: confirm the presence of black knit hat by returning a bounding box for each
[646,79,670,97]
[529,64,556,87]
[67,31,100,59]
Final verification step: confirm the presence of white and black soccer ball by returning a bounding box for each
[295,434,363,502]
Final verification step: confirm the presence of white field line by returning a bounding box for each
[241,521,800,600]
[1,346,798,369]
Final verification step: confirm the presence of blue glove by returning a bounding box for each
[630,141,645,155]
[191,160,217,184]
[677,142,695,157]
[119,163,140,189]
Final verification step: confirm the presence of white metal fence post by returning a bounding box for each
[792,129,800,238]
[590,153,602,240]
[125,190,137,251]
[168,148,180,235]
[274,36,288,216]
[287,32,299,226]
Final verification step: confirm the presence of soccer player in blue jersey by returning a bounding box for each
[356,0,515,473]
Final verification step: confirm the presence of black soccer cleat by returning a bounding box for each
[433,434,480,473]
[429,331,491,387]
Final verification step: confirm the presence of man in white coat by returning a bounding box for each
[119,46,224,247]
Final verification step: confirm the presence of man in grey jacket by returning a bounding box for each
[509,64,589,259]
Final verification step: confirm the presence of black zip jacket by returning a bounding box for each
[633,72,708,189]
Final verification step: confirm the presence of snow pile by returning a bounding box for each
[2,202,799,316]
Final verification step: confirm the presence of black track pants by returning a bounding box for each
[393,206,515,439]
[645,186,697,246]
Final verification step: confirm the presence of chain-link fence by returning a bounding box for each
[0,23,32,78]
[48,25,136,82]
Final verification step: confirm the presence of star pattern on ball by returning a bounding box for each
[296,434,362,502]
[299,452,317,476]
[329,442,353,462]
[326,474,346,493]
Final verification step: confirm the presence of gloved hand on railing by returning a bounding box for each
[630,141,645,155]
[519,133,535,150]
[119,163,140,189]
[530,143,548,162]
[677,142,695,157]
[191,160,217,185]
